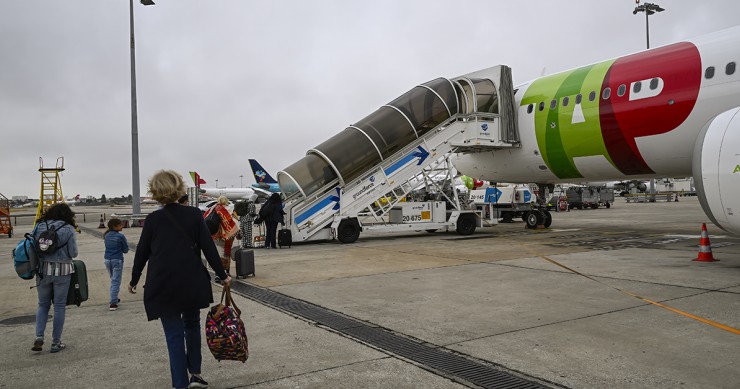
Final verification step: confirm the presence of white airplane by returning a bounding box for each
[451,26,740,235]
[63,194,80,205]
[188,171,267,201]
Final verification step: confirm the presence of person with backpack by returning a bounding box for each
[32,202,78,353]
[128,170,231,389]
[103,218,129,311]
[259,193,286,249]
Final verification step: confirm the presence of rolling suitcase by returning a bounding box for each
[278,228,292,248]
[233,248,255,278]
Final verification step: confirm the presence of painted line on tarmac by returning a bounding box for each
[536,254,740,336]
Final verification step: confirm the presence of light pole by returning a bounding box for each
[240,174,243,188]
[633,1,664,50]
[130,0,155,215]
[216,179,219,188]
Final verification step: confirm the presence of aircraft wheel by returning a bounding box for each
[543,210,553,228]
[337,219,360,244]
[426,229,438,233]
[456,214,476,235]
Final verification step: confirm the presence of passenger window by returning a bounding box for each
[649,78,659,90]
[562,96,569,107]
[602,87,611,100]
[550,99,557,109]
[633,81,642,93]
[588,91,596,102]
[617,84,626,97]
[527,104,533,114]
[727,62,736,75]
[705,66,715,79]
[575,94,582,104]
[538,102,545,111]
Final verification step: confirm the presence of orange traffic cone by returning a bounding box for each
[693,223,718,262]
[98,214,106,229]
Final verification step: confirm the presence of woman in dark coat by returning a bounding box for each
[259,192,285,249]
[129,170,231,389]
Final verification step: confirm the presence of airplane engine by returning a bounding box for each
[692,107,740,234]
[634,182,647,192]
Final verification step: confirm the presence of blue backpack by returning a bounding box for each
[13,229,40,280]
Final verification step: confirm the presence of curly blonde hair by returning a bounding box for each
[148,170,186,205]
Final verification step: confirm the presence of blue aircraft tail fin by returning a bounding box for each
[249,159,277,184]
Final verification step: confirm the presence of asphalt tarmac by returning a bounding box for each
[1,196,738,388]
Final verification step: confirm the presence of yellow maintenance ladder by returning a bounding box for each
[35,157,65,222]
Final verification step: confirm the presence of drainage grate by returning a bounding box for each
[229,281,550,389]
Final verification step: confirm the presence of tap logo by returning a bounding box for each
[369,175,375,182]
[733,164,740,173]
[481,123,488,131]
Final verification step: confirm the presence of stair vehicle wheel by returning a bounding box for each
[605,202,611,209]
[337,219,360,244]
[456,213,476,235]
[525,211,543,229]
[590,203,599,209]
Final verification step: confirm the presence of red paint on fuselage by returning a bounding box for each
[599,42,702,175]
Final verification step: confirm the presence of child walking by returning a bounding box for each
[104,219,129,311]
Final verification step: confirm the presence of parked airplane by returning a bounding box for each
[63,194,80,205]
[248,159,281,193]
[188,171,266,201]
[451,26,740,234]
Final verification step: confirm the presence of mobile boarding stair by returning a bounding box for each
[277,65,520,243]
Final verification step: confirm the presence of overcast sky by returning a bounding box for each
[2,0,739,199]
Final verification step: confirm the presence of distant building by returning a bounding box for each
[12,195,28,201]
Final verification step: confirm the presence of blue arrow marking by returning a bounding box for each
[484,187,502,203]
[295,188,340,224]
[383,146,430,176]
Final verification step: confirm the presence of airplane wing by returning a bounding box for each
[253,187,274,199]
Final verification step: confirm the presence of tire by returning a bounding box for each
[337,219,360,244]
[590,203,599,209]
[542,210,553,228]
[525,211,543,229]
[605,202,611,209]
[426,229,438,233]
[456,214,476,235]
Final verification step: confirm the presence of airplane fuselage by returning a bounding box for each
[453,27,740,185]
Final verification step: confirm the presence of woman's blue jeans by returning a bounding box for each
[160,309,202,388]
[35,273,71,343]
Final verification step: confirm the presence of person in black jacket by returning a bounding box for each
[128,170,231,389]
[259,193,285,249]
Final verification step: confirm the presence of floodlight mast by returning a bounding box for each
[130,0,155,215]
[633,1,665,49]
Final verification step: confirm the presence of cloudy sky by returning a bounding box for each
[2,0,739,199]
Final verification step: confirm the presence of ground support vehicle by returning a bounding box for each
[0,192,12,237]
[467,185,551,228]
[566,186,614,209]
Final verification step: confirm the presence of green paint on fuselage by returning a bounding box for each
[521,59,615,179]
